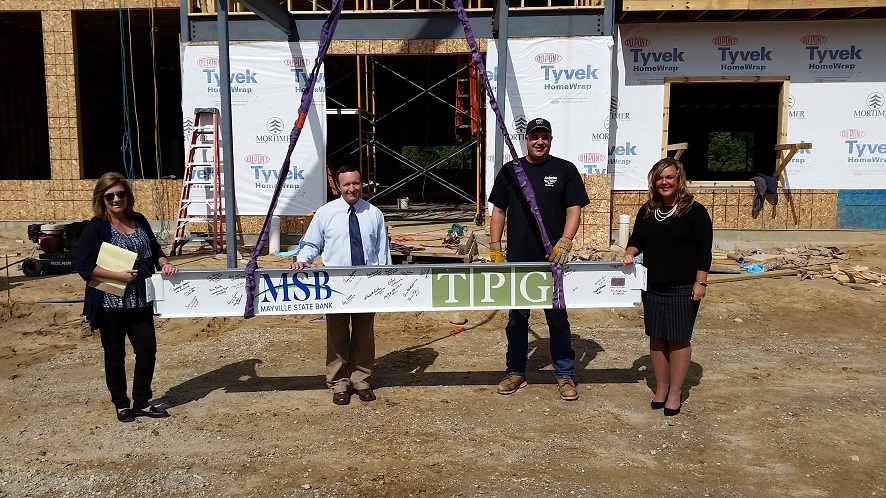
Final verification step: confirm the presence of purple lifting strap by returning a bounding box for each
[243,0,345,318]
[451,0,566,308]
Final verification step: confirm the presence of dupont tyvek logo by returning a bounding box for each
[712,36,738,47]
[624,37,650,48]
[715,35,771,71]
[608,142,637,168]
[292,68,325,93]
[853,93,885,118]
[284,57,308,68]
[800,35,828,45]
[256,117,288,144]
[541,63,598,90]
[487,153,513,164]
[790,140,812,165]
[203,67,258,94]
[245,154,271,165]
[579,153,605,163]
[197,56,219,68]
[843,128,886,164]
[806,42,861,71]
[514,116,528,133]
[628,35,683,72]
[248,153,305,186]
[579,152,606,174]
[535,53,562,64]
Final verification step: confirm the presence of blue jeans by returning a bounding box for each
[505,308,575,379]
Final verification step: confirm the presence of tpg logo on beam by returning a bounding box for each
[431,267,552,308]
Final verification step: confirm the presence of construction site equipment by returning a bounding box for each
[171,108,224,255]
[149,261,646,318]
[21,222,86,277]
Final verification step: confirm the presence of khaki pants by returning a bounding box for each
[325,313,375,392]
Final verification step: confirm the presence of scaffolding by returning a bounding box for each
[325,55,483,221]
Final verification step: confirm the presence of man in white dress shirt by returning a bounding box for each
[291,165,391,405]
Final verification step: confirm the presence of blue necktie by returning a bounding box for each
[349,205,365,266]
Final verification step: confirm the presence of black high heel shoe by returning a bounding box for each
[664,401,682,417]
[650,388,669,410]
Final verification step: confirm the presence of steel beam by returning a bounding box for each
[235,0,293,34]
[187,10,605,41]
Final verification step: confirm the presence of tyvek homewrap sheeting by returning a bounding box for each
[484,37,614,207]
[180,42,327,215]
[613,20,886,190]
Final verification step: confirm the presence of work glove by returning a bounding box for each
[547,237,573,265]
[489,242,505,263]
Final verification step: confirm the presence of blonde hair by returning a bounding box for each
[91,172,135,220]
[643,157,694,218]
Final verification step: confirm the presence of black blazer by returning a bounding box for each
[74,213,166,330]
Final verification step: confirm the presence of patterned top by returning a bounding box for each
[102,225,154,309]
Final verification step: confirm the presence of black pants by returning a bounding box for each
[97,306,157,410]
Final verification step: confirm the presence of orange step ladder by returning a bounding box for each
[170,108,224,256]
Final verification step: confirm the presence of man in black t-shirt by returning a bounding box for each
[488,117,590,401]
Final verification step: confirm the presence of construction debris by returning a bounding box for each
[805,264,886,287]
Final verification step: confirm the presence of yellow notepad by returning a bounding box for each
[88,242,138,297]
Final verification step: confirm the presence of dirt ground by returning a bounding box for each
[0,236,885,497]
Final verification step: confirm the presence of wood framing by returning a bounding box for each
[661,76,790,188]
[622,0,886,12]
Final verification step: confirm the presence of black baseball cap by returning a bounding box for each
[525,118,552,134]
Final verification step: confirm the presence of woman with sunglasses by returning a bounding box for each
[620,158,712,416]
[75,172,178,422]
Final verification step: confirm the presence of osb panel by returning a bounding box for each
[580,173,610,199]
[736,205,761,229]
[736,189,755,210]
[811,192,838,229]
[356,40,371,54]
[583,199,610,214]
[408,40,448,54]
[447,39,470,53]
[712,192,728,210]
[579,224,610,251]
[797,192,814,229]
[692,191,714,208]
[368,40,384,54]
[611,205,641,226]
[382,40,408,54]
[327,40,357,55]
[710,205,727,229]
[82,0,121,7]
[724,190,742,207]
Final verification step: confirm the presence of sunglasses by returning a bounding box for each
[103,191,127,202]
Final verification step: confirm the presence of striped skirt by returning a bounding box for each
[641,283,700,342]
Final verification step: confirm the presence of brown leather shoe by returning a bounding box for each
[497,374,527,394]
[557,378,579,401]
[355,388,376,402]
[332,391,351,405]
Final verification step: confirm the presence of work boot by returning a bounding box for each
[497,374,527,395]
[557,378,579,401]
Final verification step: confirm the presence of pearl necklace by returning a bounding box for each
[654,205,677,222]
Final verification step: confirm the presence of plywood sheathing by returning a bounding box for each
[610,188,838,231]
[42,11,81,181]
[575,174,611,251]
